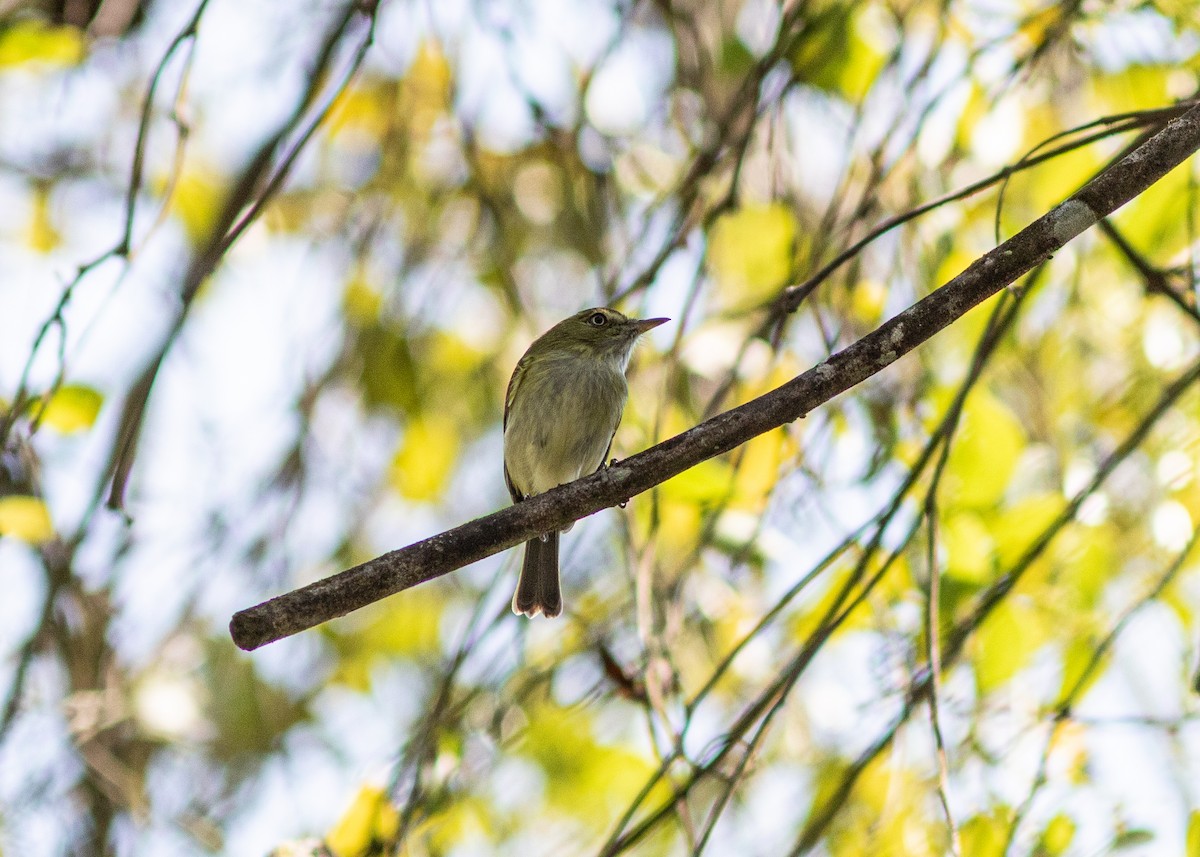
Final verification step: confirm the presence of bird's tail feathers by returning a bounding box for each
[512,532,561,618]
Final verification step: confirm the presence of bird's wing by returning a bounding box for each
[503,352,531,502]
[504,460,523,502]
[503,350,531,431]
[595,405,623,474]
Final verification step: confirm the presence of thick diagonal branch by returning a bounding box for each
[230,103,1200,651]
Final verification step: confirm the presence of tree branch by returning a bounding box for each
[229,102,1200,652]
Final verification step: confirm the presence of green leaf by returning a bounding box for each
[204,640,308,761]
[718,36,755,76]
[789,7,850,85]
[788,7,884,100]
[1113,828,1154,850]
[356,324,420,415]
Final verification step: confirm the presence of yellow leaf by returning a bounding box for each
[850,279,887,327]
[815,754,937,855]
[992,493,1062,566]
[1014,144,1103,219]
[655,500,702,565]
[1187,810,1200,856]
[1059,633,1107,701]
[837,19,886,102]
[960,808,1013,857]
[943,511,994,583]
[707,203,797,308]
[325,785,399,857]
[1016,6,1064,51]
[974,598,1045,693]
[1037,813,1076,856]
[954,83,990,152]
[342,277,381,325]
[790,563,881,641]
[521,702,665,826]
[1114,159,1193,261]
[0,20,85,68]
[1090,65,1170,118]
[933,249,978,298]
[660,458,733,505]
[943,390,1025,508]
[402,41,452,137]
[1053,525,1114,610]
[0,496,54,543]
[334,589,443,676]
[730,429,785,512]
[25,185,60,253]
[428,330,486,378]
[425,796,490,852]
[389,414,459,501]
[169,166,223,245]
[329,83,387,138]
[40,384,103,433]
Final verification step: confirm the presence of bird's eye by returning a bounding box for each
[588,312,608,327]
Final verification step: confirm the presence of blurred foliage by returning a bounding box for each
[1,0,1200,855]
[0,494,54,542]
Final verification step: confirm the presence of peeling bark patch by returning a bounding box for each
[1050,199,1097,245]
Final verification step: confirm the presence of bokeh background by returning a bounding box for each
[2,0,1200,854]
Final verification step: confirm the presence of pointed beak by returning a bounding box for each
[632,317,670,334]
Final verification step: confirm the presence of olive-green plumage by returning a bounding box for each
[504,307,668,617]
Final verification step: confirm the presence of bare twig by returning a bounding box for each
[230,103,1200,651]
[104,1,377,511]
[789,354,1200,853]
[924,495,960,856]
[776,104,1190,319]
[1003,526,1200,850]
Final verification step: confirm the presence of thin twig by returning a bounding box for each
[924,494,960,856]
[789,355,1200,853]
[231,103,1200,651]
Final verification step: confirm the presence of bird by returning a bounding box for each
[503,307,668,617]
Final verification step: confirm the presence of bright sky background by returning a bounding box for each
[1,0,1199,854]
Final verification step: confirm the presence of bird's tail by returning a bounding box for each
[512,532,561,618]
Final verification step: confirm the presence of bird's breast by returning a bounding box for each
[504,355,628,497]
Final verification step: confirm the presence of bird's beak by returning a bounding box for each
[632,317,670,333]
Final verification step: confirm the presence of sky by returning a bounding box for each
[1,0,1199,854]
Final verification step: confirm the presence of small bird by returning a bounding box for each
[503,307,669,617]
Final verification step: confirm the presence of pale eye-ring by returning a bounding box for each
[588,312,608,327]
